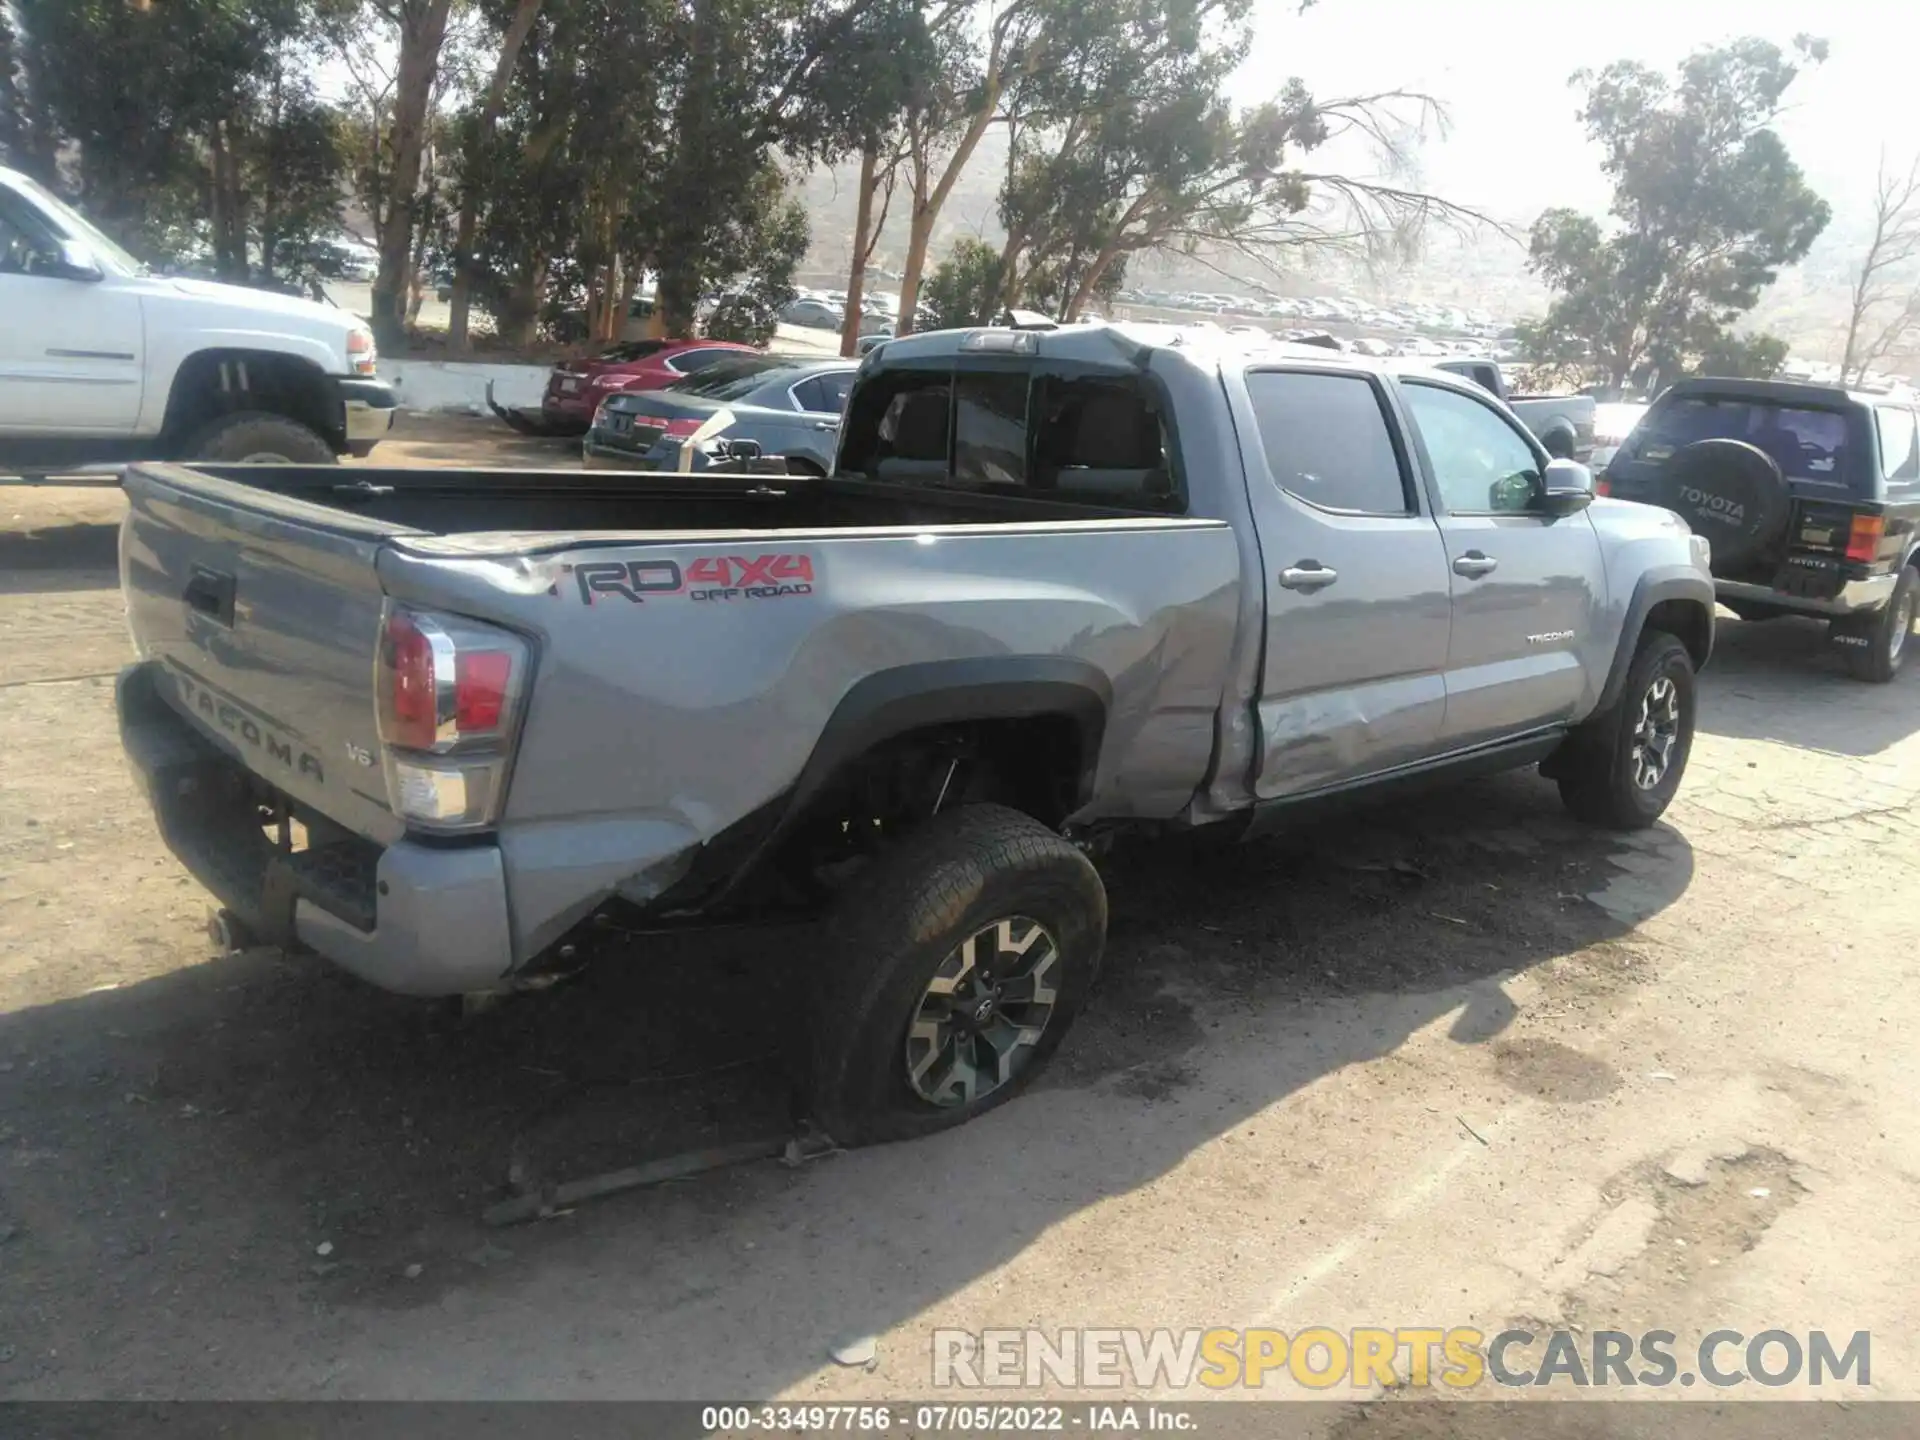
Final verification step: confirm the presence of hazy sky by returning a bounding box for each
[1245,0,1920,230]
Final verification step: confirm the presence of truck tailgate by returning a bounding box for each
[120,463,411,844]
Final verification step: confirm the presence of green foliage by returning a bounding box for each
[1524,37,1831,391]
[8,0,346,281]
[1695,330,1788,381]
[922,237,1006,329]
[0,4,22,168]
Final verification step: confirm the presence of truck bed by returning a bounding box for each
[118,459,1242,987]
[161,463,1170,536]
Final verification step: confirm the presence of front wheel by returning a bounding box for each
[185,411,338,464]
[808,804,1107,1146]
[1555,631,1697,830]
[1836,566,1916,684]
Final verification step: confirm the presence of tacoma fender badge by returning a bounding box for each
[1526,630,1576,645]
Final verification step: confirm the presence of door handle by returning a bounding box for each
[813,420,840,431]
[1452,552,1498,578]
[182,566,236,626]
[1278,562,1339,592]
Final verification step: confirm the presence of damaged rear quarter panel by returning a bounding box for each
[377,519,1241,962]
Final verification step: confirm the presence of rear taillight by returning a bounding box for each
[630,415,705,439]
[1594,477,1611,497]
[376,606,529,831]
[1846,514,1886,563]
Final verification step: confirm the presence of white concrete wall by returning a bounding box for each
[381,361,551,414]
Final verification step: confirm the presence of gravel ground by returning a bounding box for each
[1,426,1916,1425]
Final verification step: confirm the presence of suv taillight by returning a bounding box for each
[1846,514,1886,563]
[376,606,529,831]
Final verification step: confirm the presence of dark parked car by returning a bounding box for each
[582,354,857,475]
[1601,377,1920,681]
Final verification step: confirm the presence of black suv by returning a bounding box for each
[1601,378,1920,681]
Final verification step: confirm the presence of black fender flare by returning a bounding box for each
[1595,568,1716,714]
[789,656,1112,818]
[666,658,1112,913]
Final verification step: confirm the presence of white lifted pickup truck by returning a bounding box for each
[0,165,396,477]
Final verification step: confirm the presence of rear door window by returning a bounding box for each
[1624,397,1849,483]
[793,370,855,414]
[1244,370,1413,515]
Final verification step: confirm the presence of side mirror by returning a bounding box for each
[38,241,104,283]
[1536,457,1594,516]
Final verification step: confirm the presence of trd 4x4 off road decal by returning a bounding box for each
[565,553,815,604]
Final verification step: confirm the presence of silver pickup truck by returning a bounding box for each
[117,325,1714,1143]
[1431,357,1598,464]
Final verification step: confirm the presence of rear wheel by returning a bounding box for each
[1555,631,1696,830]
[1837,566,1917,684]
[185,411,337,464]
[808,804,1106,1146]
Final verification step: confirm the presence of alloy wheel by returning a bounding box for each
[904,916,1061,1108]
[1630,675,1681,790]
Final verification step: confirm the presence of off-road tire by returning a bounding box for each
[184,411,337,464]
[808,804,1107,1147]
[1838,565,1917,684]
[1555,631,1696,831]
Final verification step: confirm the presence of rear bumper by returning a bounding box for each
[117,662,515,996]
[1716,572,1895,616]
[338,377,398,457]
[581,434,670,470]
[541,392,595,427]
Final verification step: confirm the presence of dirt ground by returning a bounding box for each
[1,419,1916,1424]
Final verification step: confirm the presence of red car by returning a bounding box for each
[521,339,758,434]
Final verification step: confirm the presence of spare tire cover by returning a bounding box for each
[1660,438,1789,571]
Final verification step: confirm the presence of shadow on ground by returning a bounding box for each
[1693,612,1920,757]
[0,766,1693,1397]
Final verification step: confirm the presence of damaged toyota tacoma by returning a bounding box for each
[116,325,1714,1142]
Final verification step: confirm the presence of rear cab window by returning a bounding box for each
[836,360,1181,509]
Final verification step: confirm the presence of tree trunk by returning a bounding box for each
[448,0,543,353]
[372,0,456,351]
[997,233,1027,313]
[895,197,934,338]
[504,259,545,347]
[207,121,248,283]
[1064,244,1124,322]
[894,97,1003,337]
[1840,294,1866,387]
[839,142,879,358]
